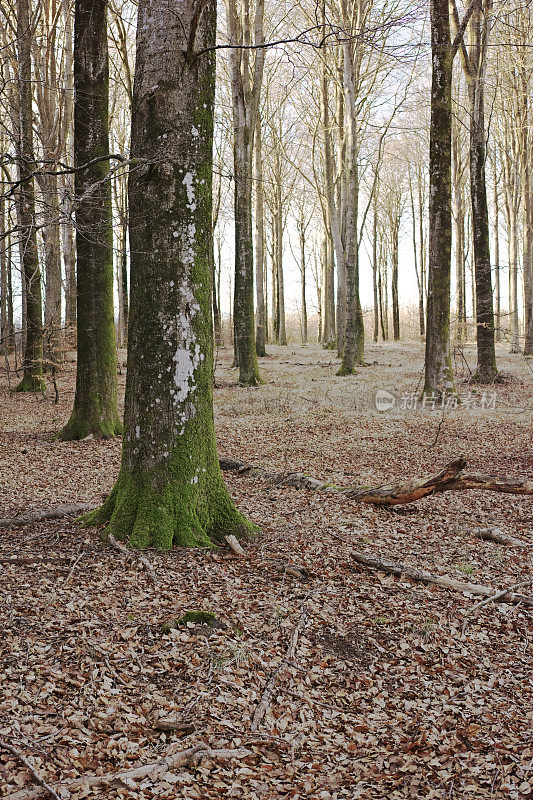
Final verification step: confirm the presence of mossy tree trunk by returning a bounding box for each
[84,0,255,549]
[15,0,45,393]
[59,0,120,439]
[423,0,455,397]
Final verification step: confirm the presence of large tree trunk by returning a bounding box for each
[15,0,45,392]
[84,0,254,549]
[423,0,454,397]
[59,0,121,439]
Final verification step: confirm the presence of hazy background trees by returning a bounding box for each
[1,0,532,403]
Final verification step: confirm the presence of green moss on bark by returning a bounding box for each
[15,375,46,393]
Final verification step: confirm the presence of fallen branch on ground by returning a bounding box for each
[251,603,308,731]
[462,579,533,635]
[349,550,533,607]
[471,527,528,547]
[1,459,531,533]
[4,744,253,800]
[0,503,95,528]
[108,533,159,587]
[0,556,73,565]
[0,739,61,800]
[220,456,533,507]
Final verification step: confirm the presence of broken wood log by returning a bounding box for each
[1,459,530,534]
[4,744,253,800]
[349,550,533,607]
[220,456,533,507]
[0,503,96,528]
[0,556,73,565]
[471,527,528,547]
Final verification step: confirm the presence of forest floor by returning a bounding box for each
[0,341,532,800]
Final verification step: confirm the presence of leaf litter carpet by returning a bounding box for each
[0,342,531,799]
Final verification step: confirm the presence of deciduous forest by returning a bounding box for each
[0,0,531,797]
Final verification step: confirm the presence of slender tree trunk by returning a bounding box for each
[213,233,222,345]
[467,77,497,379]
[338,41,363,374]
[321,56,343,353]
[299,218,307,344]
[423,0,455,396]
[61,176,77,328]
[254,116,266,356]
[61,0,76,329]
[493,170,500,341]
[85,0,253,549]
[372,189,379,342]
[59,0,121,438]
[42,172,63,368]
[522,72,533,354]
[391,221,400,341]
[0,192,6,354]
[452,128,466,342]
[321,230,335,346]
[15,0,45,392]
[508,209,520,352]
[276,199,287,346]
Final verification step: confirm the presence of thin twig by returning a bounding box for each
[108,533,160,586]
[0,739,62,800]
[462,579,533,635]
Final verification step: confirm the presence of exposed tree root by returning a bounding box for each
[348,550,533,607]
[4,744,252,800]
[0,504,96,529]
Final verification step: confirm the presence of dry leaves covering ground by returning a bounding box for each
[0,341,532,800]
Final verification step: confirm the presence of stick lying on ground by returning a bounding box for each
[3,743,252,800]
[349,550,533,607]
[108,533,159,586]
[1,459,531,531]
[462,579,533,634]
[471,527,528,547]
[251,603,308,731]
